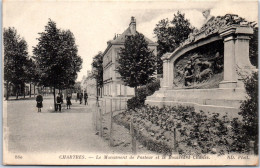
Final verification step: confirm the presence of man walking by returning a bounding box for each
[79,92,83,104]
[56,93,62,112]
[76,92,79,102]
[66,93,72,109]
[84,92,88,105]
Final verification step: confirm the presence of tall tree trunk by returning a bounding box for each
[34,84,35,97]
[29,83,31,97]
[16,86,19,100]
[134,86,137,97]
[23,83,26,98]
[6,81,9,100]
[53,87,57,111]
[96,80,99,103]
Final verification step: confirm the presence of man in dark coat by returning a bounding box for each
[79,92,83,104]
[36,93,43,112]
[66,94,72,109]
[84,92,88,105]
[56,93,62,112]
[76,92,79,102]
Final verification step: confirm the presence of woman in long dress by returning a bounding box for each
[66,94,72,109]
[36,93,43,112]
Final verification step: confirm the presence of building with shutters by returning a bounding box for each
[102,16,157,97]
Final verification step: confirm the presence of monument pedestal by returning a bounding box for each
[145,87,246,118]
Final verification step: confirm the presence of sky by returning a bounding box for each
[3,0,258,82]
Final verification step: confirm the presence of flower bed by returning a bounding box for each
[113,105,249,155]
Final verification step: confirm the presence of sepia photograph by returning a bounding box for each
[2,0,259,166]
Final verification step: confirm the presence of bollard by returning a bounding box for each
[119,97,121,110]
[110,98,112,113]
[95,105,98,131]
[173,128,177,152]
[125,98,127,110]
[99,108,103,137]
[109,99,113,146]
[109,110,113,146]
[105,99,106,113]
[130,118,136,154]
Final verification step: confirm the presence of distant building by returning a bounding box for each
[102,16,157,97]
[85,70,97,97]
[80,75,87,92]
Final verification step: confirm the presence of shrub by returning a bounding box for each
[146,79,160,96]
[116,104,255,155]
[127,80,160,110]
[239,71,258,154]
[127,96,143,111]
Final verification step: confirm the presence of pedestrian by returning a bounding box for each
[36,93,43,112]
[79,92,83,104]
[56,93,62,112]
[84,92,88,105]
[61,93,64,104]
[66,93,72,109]
[76,92,79,102]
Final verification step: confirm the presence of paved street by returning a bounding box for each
[5,95,113,153]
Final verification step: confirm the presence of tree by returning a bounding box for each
[117,32,156,95]
[58,30,83,89]
[154,11,194,74]
[33,19,82,111]
[24,58,38,97]
[4,27,29,100]
[239,71,258,154]
[249,25,258,68]
[91,52,103,100]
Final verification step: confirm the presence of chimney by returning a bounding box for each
[129,16,136,35]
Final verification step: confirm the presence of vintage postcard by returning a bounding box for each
[2,0,259,166]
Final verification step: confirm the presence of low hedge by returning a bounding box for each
[114,105,252,155]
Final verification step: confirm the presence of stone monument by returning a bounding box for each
[146,14,256,117]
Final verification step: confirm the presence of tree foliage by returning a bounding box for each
[33,19,82,90]
[249,25,258,68]
[117,32,156,93]
[154,11,194,74]
[24,58,37,84]
[4,27,29,99]
[239,71,258,154]
[91,52,103,88]
[127,79,160,110]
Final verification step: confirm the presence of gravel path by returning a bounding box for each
[5,96,113,154]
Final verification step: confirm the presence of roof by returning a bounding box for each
[111,27,156,45]
[103,27,157,57]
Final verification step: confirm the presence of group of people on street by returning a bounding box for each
[36,91,88,113]
[76,91,88,105]
[56,93,72,112]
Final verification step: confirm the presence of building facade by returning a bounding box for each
[85,70,97,97]
[80,75,87,92]
[102,17,157,97]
